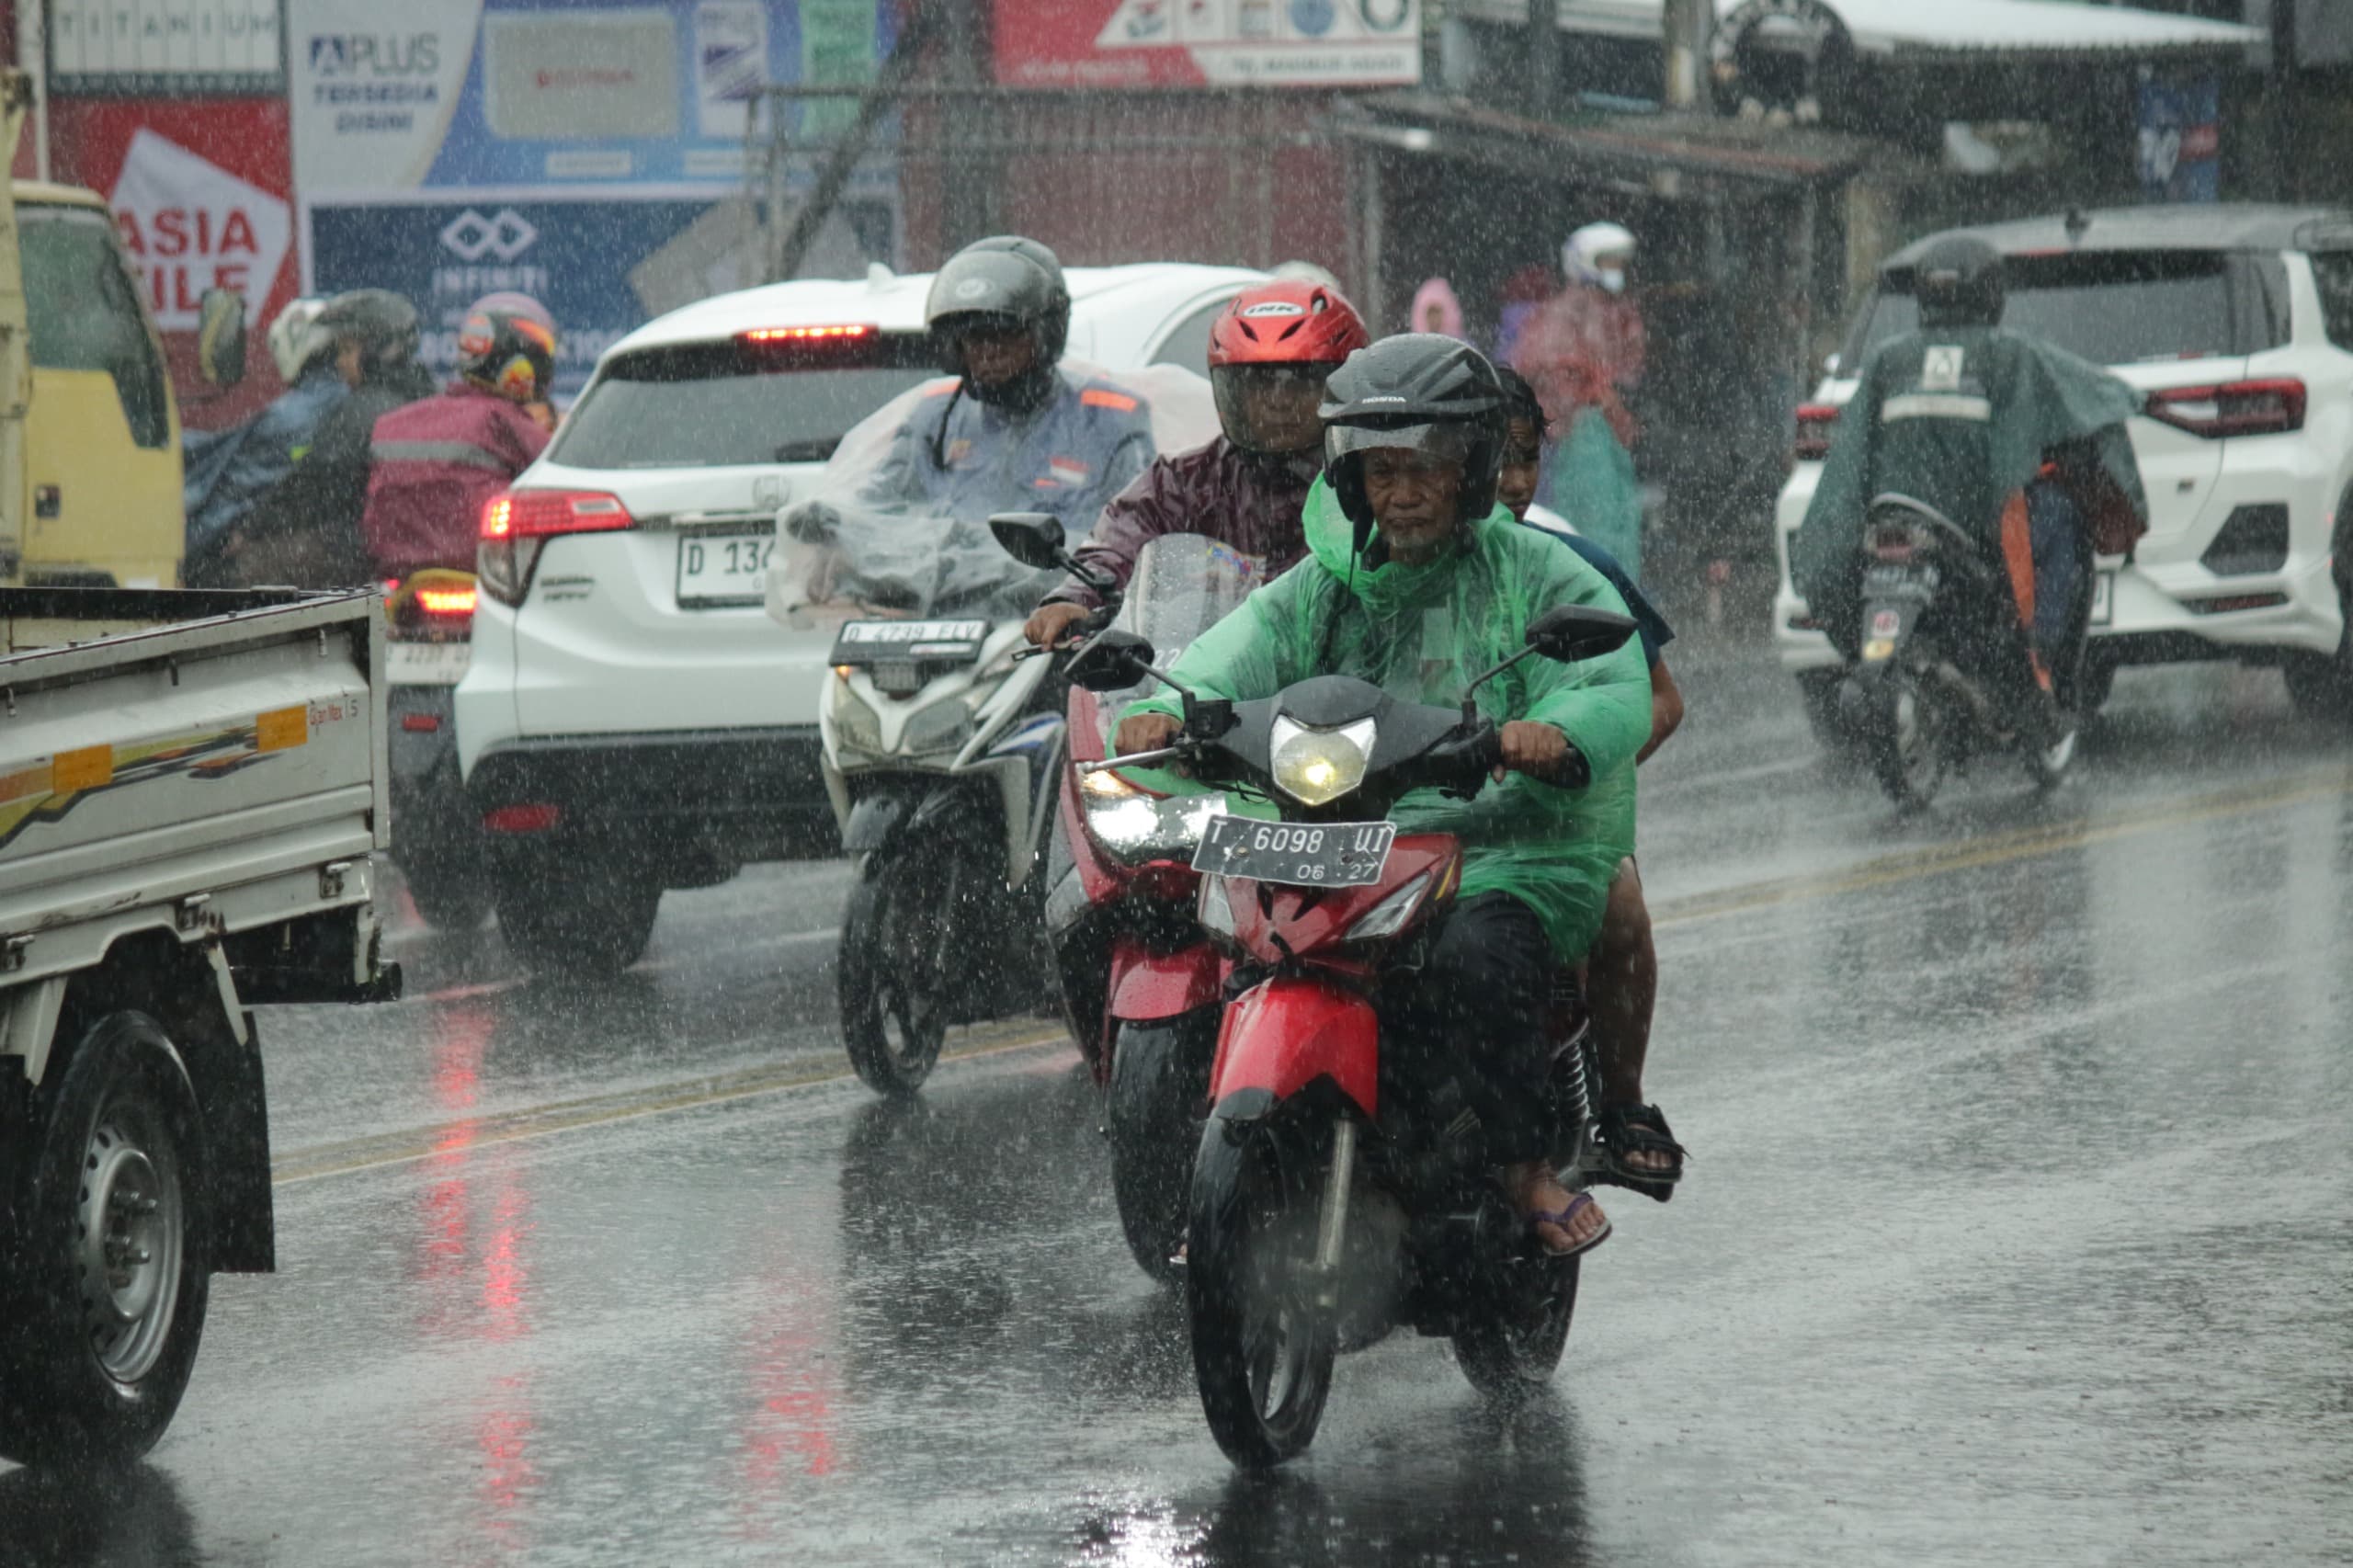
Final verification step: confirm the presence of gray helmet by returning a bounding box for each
[925,235,1071,376]
[1320,334,1507,548]
[316,289,421,370]
[1907,234,2005,329]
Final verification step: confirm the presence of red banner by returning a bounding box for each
[993,0,1423,90]
[48,97,299,428]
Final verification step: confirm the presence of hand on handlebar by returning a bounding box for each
[1024,600,1092,649]
[1495,721,1583,785]
[1115,712,1182,757]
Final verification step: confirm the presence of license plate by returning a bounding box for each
[385,641,472,685]
[2089,569,2115,627]
[1192,815,1396,888]
[828,619,991,665]
[676,530,778,608]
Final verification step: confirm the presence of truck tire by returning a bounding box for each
[493,863,662,977]
[0,1012,210,1469]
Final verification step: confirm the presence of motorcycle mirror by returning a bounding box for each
[1526,605,1638,664]
[1064,630,1158,693]
[988,512,1067,570]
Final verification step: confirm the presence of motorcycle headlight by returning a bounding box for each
[832,674,884,756]
[1080,767,1227,863]
[902,691,972,756]
[1347,870,1433,943]
[1270,716,1375,807]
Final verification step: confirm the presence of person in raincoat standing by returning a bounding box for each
[1116,335,1655,1258]
[1511,222,1647,580]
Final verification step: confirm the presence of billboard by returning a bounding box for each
[48,0,286,97]
[2137,73,2220,204]
[287,0,898,397]
[993,0,1423,89]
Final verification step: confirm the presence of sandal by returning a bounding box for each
[1597,1102,1687,1205]
[1525,1190,1611,1260]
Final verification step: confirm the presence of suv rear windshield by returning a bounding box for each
[1844,249,2286,370]
[551,333,938,469]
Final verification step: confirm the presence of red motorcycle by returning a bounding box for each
[1061,603,1636,1468]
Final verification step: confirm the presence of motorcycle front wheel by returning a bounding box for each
[1107,1012,1216,1282]
[1864,672,1945,809]
[837,842,972,1096]
[1186,1114,1336,1468]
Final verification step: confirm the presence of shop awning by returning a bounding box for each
[1458,0,2266,65]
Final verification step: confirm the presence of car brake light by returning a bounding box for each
[740,324,876,345]
[414,585,477,616]
[483,803,562,834]
[479,490,633,606]
[2143,378,2306,438]
[737,324,883,369]
[1795,402,1841,461]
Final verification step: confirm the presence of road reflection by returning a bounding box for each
[0,1464,199,1568]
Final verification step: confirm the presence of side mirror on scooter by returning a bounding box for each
[1525,605,1639,664]
[988,512,1067,570]
[1064,630,1158,692]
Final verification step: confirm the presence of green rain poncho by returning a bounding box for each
[1125,478,1652,960]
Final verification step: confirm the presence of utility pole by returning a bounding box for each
[938,0,994,254]
[1528,0,1561,122]
[1665,0,1711,113]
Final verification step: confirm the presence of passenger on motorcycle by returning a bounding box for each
[1792,236,2149,745]
[359,293,560,579]
[1115,335,1654,1256]
[1495,365,1686,1198]
[867,235,1154,537]
[1022,278,1370,649]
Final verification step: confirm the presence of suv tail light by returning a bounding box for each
[2143,378,2306,439]
[1794,402,1841,461]
[478,489,633,606]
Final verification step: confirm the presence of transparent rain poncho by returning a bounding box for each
[772,360,1221,624]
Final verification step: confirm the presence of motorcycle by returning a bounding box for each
[1847,490,2085,808]
[992,520,1263,1281]
[1056,599,1638,1467]
[383,568,492,928]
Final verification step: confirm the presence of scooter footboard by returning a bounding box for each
[1208,977,1377,1119]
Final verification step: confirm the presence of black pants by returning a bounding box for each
[1377,892,1557,1164]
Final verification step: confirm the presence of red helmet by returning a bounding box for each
[1209,280,1369,455]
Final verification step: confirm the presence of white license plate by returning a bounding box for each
[2089,570,2115,627]
[1193,816,1396,888]
[676,530,778,608]
[386,641,472,685]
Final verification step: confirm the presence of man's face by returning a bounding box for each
[959,324,1039,388]
[1497,416,1542,520]
[1362,446,1464,563]
[1225,366,1327,455]
[333,338,367,389]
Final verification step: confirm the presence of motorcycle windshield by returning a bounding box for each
[1095,532,1267,756]
[771,359,1220,624]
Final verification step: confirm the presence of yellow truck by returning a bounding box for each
[1,71,243,590]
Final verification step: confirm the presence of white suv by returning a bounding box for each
[455,262,1265,973]
[1773,206,2353,736]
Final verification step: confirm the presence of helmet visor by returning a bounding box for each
[1212,364,1331,455]
[1323,417,1477,471]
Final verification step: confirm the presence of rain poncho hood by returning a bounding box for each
[1793,324,2148,645]
[1127,477,1652,960]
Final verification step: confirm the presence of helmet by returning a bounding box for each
[267,297,333,381]
[1208,279,1370,456]
[1563,222,1637,294]
[1319,334,1507,548]
[455,292,558,403]
[1909,234,2005,328]
[925,235,1070,406]
[1269,258,1346,293]
[316,289,421,373]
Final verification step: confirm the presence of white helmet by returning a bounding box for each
[267,296,333,382]
[1563,222,1637,294]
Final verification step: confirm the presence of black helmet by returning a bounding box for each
[926,235,1070,406]
[317,289,420,371]
[1909,234,2005,329]
[455,291,559,403]
[1320,334,1507,548]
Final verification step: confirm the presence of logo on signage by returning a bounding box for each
[308,33,440,77]
[440,210,540,264]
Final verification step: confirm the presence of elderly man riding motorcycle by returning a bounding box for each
[1115,334,1655,1256]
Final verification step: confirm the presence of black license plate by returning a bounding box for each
[1192,816,1396,888]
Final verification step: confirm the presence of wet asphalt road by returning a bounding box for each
[5,618,2350,1567]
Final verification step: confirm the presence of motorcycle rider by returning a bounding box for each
[1792,236,2149,747]
[1116,335,1654,1257]
[866,235,1154,534]
[359,292,559,579]
[1022,277,1370,649]
[182,297,351,585]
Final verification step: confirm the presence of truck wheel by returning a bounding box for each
[0,1012,210,1469]
[494,863,662,977]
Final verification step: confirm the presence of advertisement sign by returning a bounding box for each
[48,0,286,96]
[2137,72,2219,204]
[992,0,1422,89]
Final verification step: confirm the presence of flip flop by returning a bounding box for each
[1525,1190,1611,1260]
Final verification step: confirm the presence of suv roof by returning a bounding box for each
[1884,204,2353,268]
[610,261,1267,357]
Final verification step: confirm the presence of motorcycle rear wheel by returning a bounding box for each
[1865,675,1945,809]
[837,844,965,1096]
[1108,1014,1214,1282]
[1452,1251,1580,1401]
[1186,1116,1336,1468]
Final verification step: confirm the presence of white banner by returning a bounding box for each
[109,130,292,330]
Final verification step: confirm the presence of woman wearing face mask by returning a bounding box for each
[1510,222,1647,582]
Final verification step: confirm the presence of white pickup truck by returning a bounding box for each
[0,585,398,1467]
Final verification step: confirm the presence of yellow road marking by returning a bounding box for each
[274,767,2350,1187]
